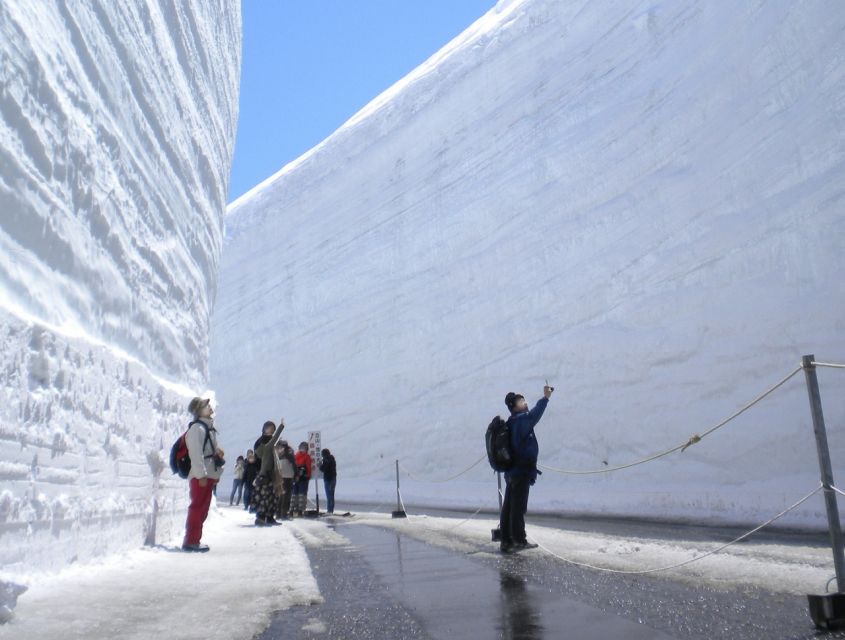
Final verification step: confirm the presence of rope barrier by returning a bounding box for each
[393,359,815,484]
[450,505,486,530]
[364,500,389,514]
[359,359,839,582]
[399,454,488,483]
[527,484,822,575]
[539,365,802,476]
[812,361,845,369]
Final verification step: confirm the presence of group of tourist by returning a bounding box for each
[179,399,337,552]
[228,420,338,525]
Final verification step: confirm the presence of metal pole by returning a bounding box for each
[491,472,504,542]
[395,459,401,513]
[803,355,845,593]
[392,459,406,518]
[497,472,503,513]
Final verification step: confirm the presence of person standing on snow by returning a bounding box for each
[318,448,337,514]
[253,420,284,526]
[499,385,553,554]
[275,441,296,519]
[242,449,259,512]
[183,397,225,552]
[293,442,312,516]
[229,455,245,506]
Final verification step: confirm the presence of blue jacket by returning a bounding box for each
[505,397,548,481]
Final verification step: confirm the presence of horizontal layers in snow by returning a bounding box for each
[0,0,240,383]
[0,0,241,582]
[0,309,191,577]
[212,0,845,526]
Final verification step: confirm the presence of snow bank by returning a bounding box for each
[0,0,240,584]
[0,0,240,382]
[212,0,845,527]
[0,309,192,575]
[0,507,320,640]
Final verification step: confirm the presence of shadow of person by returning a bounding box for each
[498,569,544,639]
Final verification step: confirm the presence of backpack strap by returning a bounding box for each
[188,420,215,459]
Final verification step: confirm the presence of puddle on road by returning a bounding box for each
[341,525,675,640]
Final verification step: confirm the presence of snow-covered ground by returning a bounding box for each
[211,0,845,528]
[4,508,830,639]
[0,506,320,639]
[0,0,240,580]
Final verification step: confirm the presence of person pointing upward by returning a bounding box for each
[500,383,553,554]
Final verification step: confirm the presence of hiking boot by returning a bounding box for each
[182,543,210,553]
[266,517,281,526]
[499,542,515,554]
[254,516,268,526]
[513,542,539,552]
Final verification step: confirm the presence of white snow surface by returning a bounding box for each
[0,0,240,582]
[0,506,320,639]
[0,0,240,383]
[212,0,845,527]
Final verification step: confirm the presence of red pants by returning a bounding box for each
[184,478,216,546]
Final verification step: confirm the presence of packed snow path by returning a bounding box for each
[0,507,320,640]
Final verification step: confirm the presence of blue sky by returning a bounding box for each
[228,0,497,204]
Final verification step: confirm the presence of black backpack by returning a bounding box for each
[485,416,514,472]
[169,420,209,479]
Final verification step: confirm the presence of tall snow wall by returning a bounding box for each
[0,1,241,578]
[212,0,845,527]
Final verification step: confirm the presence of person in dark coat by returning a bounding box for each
[318,448,337,514]
[253,420,284,526]
[241,449,260,512]
[499,385,553,554]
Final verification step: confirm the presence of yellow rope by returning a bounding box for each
[539,365,802,476]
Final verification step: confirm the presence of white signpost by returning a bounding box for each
[307,431,321,515]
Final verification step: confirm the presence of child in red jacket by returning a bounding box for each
[292,442,312,516]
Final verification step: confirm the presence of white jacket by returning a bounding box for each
[185,418,222,481]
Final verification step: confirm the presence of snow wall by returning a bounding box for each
[0,1,241,580]
[212,0,845,527]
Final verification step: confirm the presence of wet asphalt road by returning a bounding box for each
[257,509,845,640]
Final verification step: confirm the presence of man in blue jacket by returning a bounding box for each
[500,384,553,553]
